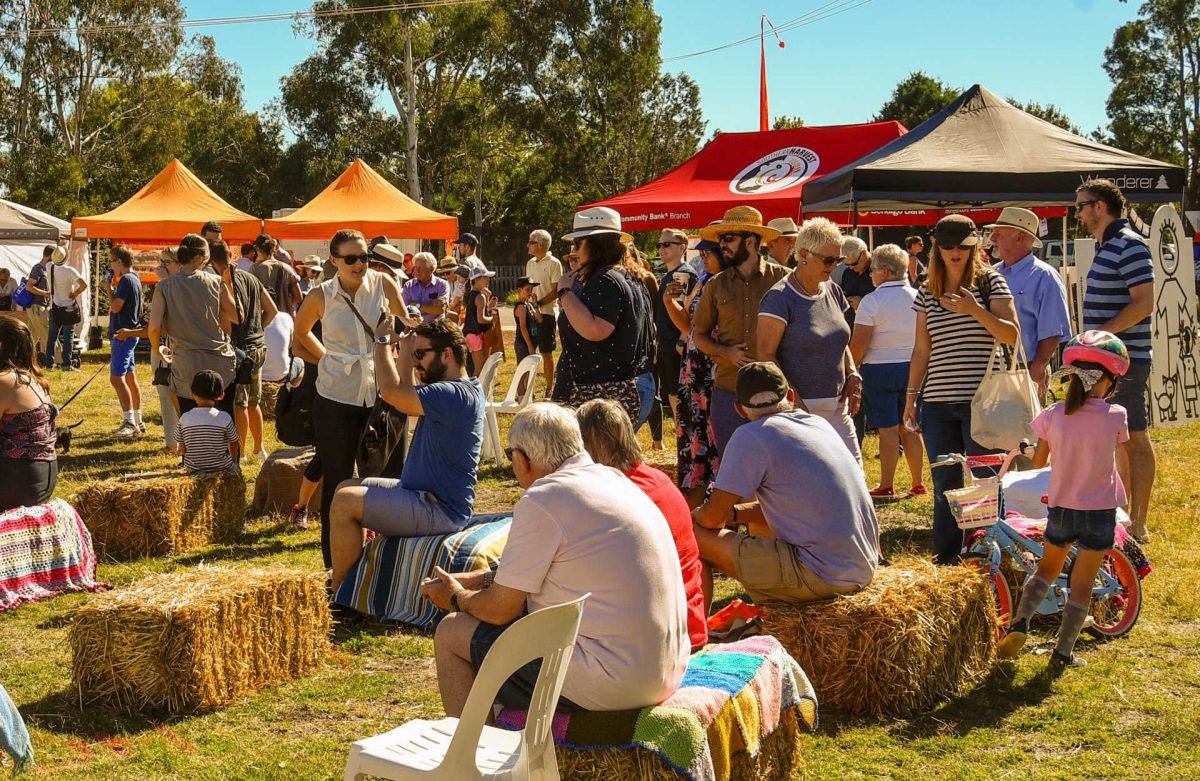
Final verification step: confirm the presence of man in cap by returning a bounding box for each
[835,236,875,326]
[403,252,450,322]
[1075,178,1155,543]
[987,207,1072,396]
[692,206,789,453]
[455,233,487,274]
[764,218,799,267]
[692,362,879,608]
[524,228,562,394]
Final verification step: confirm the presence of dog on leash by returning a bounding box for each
[55,420,83,454]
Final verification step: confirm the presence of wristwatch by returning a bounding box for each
[374,334,394,346]
[450,590,463,612]
[557,287,572,300]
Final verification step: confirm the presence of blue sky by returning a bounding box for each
[183,0,1138,137]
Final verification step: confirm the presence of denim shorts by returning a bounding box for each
[1044,506,1117,552]
[861,361,909,429]
[110,336,138,376]
[1111,360,1150,432]
[470,616,582,712]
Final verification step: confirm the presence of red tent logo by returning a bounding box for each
[729,146,820,195]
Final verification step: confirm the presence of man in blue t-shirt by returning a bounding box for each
[108,246,145,437]
[1076,178,1155,543]
[328,318,485,592]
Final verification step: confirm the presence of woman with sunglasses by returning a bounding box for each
[757,217,864,466]
[553,207,644,422]
[293,228,406,568]
[902,214,1019,565]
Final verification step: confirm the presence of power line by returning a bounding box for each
[662,0,874,64]
[0,0,492,41]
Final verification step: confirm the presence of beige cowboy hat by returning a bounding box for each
[562,206,633,244]
[766,217,799,237]
[984,207,1044,248]
[300,254,324,272]
[699,206,781,243]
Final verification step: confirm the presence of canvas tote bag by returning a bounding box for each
[970,337,1042,451]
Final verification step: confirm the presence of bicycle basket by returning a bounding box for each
[945,477,1004,530]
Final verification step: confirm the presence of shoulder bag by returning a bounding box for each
[341,293,408,478]
[970,273,1041,450]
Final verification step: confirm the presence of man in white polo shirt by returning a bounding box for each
[524,229,562,394]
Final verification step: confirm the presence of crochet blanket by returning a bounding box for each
[0,683,31,774]
[333,514,510,627]
[496,635,818,781]
[0,499,109,613]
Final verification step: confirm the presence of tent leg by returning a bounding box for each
[868,226,874,249]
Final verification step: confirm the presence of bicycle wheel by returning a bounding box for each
[962,553,1013,636]
[1079,548,1143,639]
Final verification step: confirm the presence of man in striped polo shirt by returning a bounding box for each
[1075,178,1155,543]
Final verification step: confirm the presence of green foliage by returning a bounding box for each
[1007,98,1081,135]
[873,71,960,130]
[772,114,805,130]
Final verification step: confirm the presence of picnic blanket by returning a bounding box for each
[0,499,109,613]
[0,683,32,774]
[333,514,511,626]
[496,635,818,781]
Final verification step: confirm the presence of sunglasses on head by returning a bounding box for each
[806,250,844,266]
[337,252,371,265]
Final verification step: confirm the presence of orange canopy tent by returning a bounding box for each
[263,159,458,241]
[72,159,262,243]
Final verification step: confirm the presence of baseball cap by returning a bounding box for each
[190,369,225,400]
[736,362,789,409]
[933,214,980,247]
[457,233,479,247]
[514,276,534,288]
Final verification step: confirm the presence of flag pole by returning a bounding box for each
[760,16,784,132]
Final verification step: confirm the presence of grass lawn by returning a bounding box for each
[2,340,1198,780]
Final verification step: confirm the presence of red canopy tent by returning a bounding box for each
[583,123,1064,230]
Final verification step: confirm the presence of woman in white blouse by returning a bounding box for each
[293,228,405,568]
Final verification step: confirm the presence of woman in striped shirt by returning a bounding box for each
[903,215,1020,564]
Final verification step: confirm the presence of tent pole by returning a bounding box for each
[868,226,875,249]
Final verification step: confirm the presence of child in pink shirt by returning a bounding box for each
[997,331,1130,671]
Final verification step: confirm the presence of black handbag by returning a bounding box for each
[341,294,408,478]
[275,361,316,447]
[50,265,82,326]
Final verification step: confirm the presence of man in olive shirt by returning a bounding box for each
[692,206,788,454]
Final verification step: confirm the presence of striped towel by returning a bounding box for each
[333,514,511,627]
[496,635,818,781]
[0,499,109,613]
[0,682,32,773]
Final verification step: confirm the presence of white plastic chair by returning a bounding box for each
[476,353,505,466]
[491,355,543,416]
[343,594,588,781]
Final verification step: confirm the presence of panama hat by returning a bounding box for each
[435,256,457,274]
[562,207,633,243]
[300,254,324,272]
[699,206,781,243]
[766,217,799,237]
[984,207,1044,248]
[51,245,69,265]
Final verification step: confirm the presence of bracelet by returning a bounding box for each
[482,570,495,589]
[906,389,920,395]
[557,288,572,300]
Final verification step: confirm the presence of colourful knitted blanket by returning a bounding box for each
[0,499,108,613]
[496,635,817,781]
[334,515,510,627]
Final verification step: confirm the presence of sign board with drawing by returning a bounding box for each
[1148,205,1200,426]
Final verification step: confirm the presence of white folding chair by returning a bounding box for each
[475,353,505,466]
[490,355,543,417]
[343,595,588,781]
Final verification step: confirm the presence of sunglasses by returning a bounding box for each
[717,233,750,244]
[938,244,973,252]
[806,251,844,266]
[504,446,524,461]
[337,252,371,265]
[412,346,443,360]
[656,241,684,249]
[1073,199,1098,211]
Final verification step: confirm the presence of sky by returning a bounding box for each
[182,0,1139,138]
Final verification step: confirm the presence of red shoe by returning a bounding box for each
[707,599,763,643]
[868,485,895,498]
[908,485,928,496]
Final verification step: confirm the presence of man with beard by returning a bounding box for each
[327,318,485,592]
[692,206,788,453]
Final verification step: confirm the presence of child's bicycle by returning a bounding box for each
[932,443,1143,640]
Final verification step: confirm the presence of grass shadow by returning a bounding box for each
[19,687,191,740]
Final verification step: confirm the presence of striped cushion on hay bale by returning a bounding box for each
[250,447,321,518]
[69,565,330,713]
[74,469,246,559]
[759,557,998,719]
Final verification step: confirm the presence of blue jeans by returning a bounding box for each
[711,387,750,456]
[45,309,75,368]
[919,400,995,564]
[635,371,657,431]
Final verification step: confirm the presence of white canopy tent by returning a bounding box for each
[0,199,92,350]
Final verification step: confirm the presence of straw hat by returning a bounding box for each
[562,207,633,243]
[435,256,457,274]
[699,206,781,242]
[984,207,1043,248]
[51,245,69,265]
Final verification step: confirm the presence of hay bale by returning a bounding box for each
[69,565,330,713]
[260,380,280,421]
[74,469,246,559]
[250,447,321,518]
[556,708,803,781]
[760,557,997,719]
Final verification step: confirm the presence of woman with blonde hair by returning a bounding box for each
[902,215,1020,564]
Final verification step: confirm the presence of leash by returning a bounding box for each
[57,365,106,411]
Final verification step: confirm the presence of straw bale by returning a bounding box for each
[760,557,998,719]
[250,447,321,518]
[69,565,330,713]
[555,708,802,781]
[74,469,246,559]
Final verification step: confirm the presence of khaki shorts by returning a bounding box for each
[732,534,861,604]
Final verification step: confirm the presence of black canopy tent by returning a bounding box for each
[801,84,1186,214]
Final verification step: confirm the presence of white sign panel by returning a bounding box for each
[1149,205,1200,426]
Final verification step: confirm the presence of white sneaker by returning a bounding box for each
[114,421,139,438]
[136,422,147,434]
[254,449,268,462]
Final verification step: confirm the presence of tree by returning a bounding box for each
[873,72,959,130]
[1103,0,1200,206]
[772,115,805,130]
[1007,98,1081,135]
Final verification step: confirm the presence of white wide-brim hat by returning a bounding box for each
[562,206,633,243]
[984,207,1043,248]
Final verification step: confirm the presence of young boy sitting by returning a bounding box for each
[175,370,240,474]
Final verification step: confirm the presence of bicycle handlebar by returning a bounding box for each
[931,440,1032,480]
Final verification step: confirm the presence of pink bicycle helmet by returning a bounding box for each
[1062,330,1130,376]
